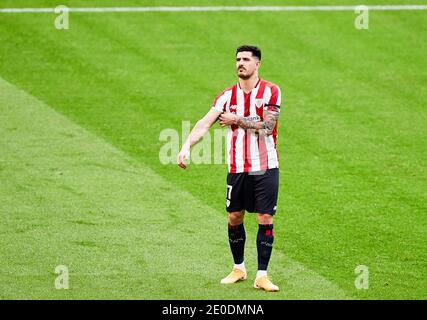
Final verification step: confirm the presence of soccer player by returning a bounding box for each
[177,45,281,292]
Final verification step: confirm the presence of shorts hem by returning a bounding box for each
[226,208,276,215]
[254,210,276,215]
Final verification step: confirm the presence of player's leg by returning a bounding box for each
[221,173,247,284]
[226,173,246,269]
[221,212,248,284]
[252,169,279,292]
[228,210,246,269]
[256,213,274,274]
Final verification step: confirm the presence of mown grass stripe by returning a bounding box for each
[0,76,349,299]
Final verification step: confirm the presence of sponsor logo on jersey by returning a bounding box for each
[244,115,261,122]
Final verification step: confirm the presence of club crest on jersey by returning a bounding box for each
[229,105,237,113]
[255,99,264,108]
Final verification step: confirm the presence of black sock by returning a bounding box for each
[257,224,274,270]
[228,223,246,264]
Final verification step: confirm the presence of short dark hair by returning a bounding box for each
[236,45,261,60]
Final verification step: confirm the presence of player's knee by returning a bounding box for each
[257,213,273,225]
[229,211,244,225]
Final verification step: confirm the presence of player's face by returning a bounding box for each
[236,51,260,80]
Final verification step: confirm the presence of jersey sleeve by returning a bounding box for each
[211,89,230,113]
[265,85,281,113]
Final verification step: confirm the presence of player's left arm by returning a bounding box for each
[220,106,279,136]
[255,105,280,136]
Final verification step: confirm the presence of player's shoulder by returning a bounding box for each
[221,84,237,93]
[214,84,236,98]
[212,84,235,106]
[261,79,281,90]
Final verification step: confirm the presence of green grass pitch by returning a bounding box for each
[0,0,426,299]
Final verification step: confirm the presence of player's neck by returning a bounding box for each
[238,75,260,94]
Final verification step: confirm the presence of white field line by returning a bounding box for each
[0,5,427,13]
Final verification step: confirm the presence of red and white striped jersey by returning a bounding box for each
[211,79,282,173]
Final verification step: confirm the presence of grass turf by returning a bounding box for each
[0,1,426,299]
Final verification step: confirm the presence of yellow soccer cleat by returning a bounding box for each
[253,275,279,292]
[220,268,247,284]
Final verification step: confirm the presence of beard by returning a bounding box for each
[237,68,254,80]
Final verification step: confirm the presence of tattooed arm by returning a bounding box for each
[219,105,280,136]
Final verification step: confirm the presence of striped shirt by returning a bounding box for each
[212,79,282,173]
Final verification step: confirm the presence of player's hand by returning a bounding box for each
[219,112,238,127]
[177,147,190,169]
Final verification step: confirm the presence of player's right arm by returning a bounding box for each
[177,108,221,169]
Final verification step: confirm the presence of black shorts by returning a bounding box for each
[226,168,279,215]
